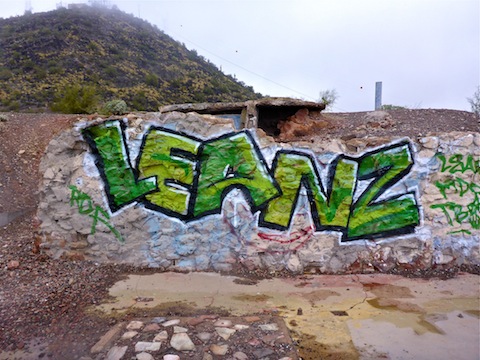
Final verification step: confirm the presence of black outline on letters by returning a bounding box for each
[83,121,420,242]
[82,120,157,213]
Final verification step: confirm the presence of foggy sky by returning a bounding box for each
[1,0,479,112]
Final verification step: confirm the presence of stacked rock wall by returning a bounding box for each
[37,112,479,273]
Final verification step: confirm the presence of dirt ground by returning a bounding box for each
[0,109,478,358]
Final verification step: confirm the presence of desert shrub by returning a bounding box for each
[34,66,47,80]
[145,73,159,87]
[7,101,20,111]
[51,84,98,114]
[104,65,118,77]
[88,41,99,51]
[381,104,407,110]
[47,60,63,74]
[22,59,35,72]
[318,89,338,111]
[102,99,128,115]
[0,67,13,80]
[467,86,480,118]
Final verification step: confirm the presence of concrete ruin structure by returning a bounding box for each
[36,98,479,273]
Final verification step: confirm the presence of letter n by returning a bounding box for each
[259,151,356,232]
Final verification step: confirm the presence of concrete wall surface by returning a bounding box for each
[37,112,479,273]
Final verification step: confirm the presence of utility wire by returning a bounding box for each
[119,0,348,111]
[168,31,348,112]
[168,31,317,101]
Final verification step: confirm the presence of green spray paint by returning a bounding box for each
[193,132,280,217]
[138,129,201,216]
[431,153,479,234]
[69,185,123,242]
[436,153,479,174]
[260,152,356,230]
[83,121,156,211]
[347,143,419,239]
[83,121,420,242]
[431,176,480,232]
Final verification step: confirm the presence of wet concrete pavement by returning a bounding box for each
[95,272,480,359]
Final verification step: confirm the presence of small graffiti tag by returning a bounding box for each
[69,185,123,242]
[431,153,479,235]
[82,120,421,242]
[436,153,479,174]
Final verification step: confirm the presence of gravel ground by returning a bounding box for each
[0,109,478,358]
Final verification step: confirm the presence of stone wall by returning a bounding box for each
[37,112,479,273]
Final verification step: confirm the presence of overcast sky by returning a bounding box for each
[1,0,479,112]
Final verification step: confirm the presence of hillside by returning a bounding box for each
[0,6,262,112]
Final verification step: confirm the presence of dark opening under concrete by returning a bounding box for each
[256,105,304,136]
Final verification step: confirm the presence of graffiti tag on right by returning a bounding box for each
[82,120,421,242]
[431,153,479,235]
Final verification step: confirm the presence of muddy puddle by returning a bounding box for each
[95,272,479,360]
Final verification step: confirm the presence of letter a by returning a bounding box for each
[193,131,280,218]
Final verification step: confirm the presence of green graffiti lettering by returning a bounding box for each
[437,153,479,174]
[437,154,449,172]
[347,143,419,240]
[82,121,157,211]
[69,185,94,214]
[89,206,124,242]
[453,178,468,196]
[448,229,472,235]
[448,154,465,174]
[464,155,479,173]
[431,197,479,230]
[138,129,200,217]
[435,177,476,199]
[193,132,280,217]
[467,195,480,229]
[69,185,123,243]
[82,122,421,242]
[470,182,480,194]
[431,171,480,233]
[260,151,356,230]
[431,203,455,226]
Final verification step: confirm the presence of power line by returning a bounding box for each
[169,31,317,101]
[167,31,348,111]
[115,1,348,111]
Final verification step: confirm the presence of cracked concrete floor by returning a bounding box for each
[96,272,480,359]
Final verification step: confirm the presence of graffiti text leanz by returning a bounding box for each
[83,120,420,242]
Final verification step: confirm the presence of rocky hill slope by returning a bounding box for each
[0,6,262,112]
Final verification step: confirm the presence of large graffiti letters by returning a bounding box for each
[193,132,280,218]
[82,121,157,212]
[138,128,201,219]
[348,142,418,240]
[82,120,420,242]
[259,143,419,240]
[259,151,355,232]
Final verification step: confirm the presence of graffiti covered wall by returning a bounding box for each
[37,112,479,273]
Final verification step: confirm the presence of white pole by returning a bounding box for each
[375,81,382,110]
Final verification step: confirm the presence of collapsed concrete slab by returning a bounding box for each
[160,97,326,135]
